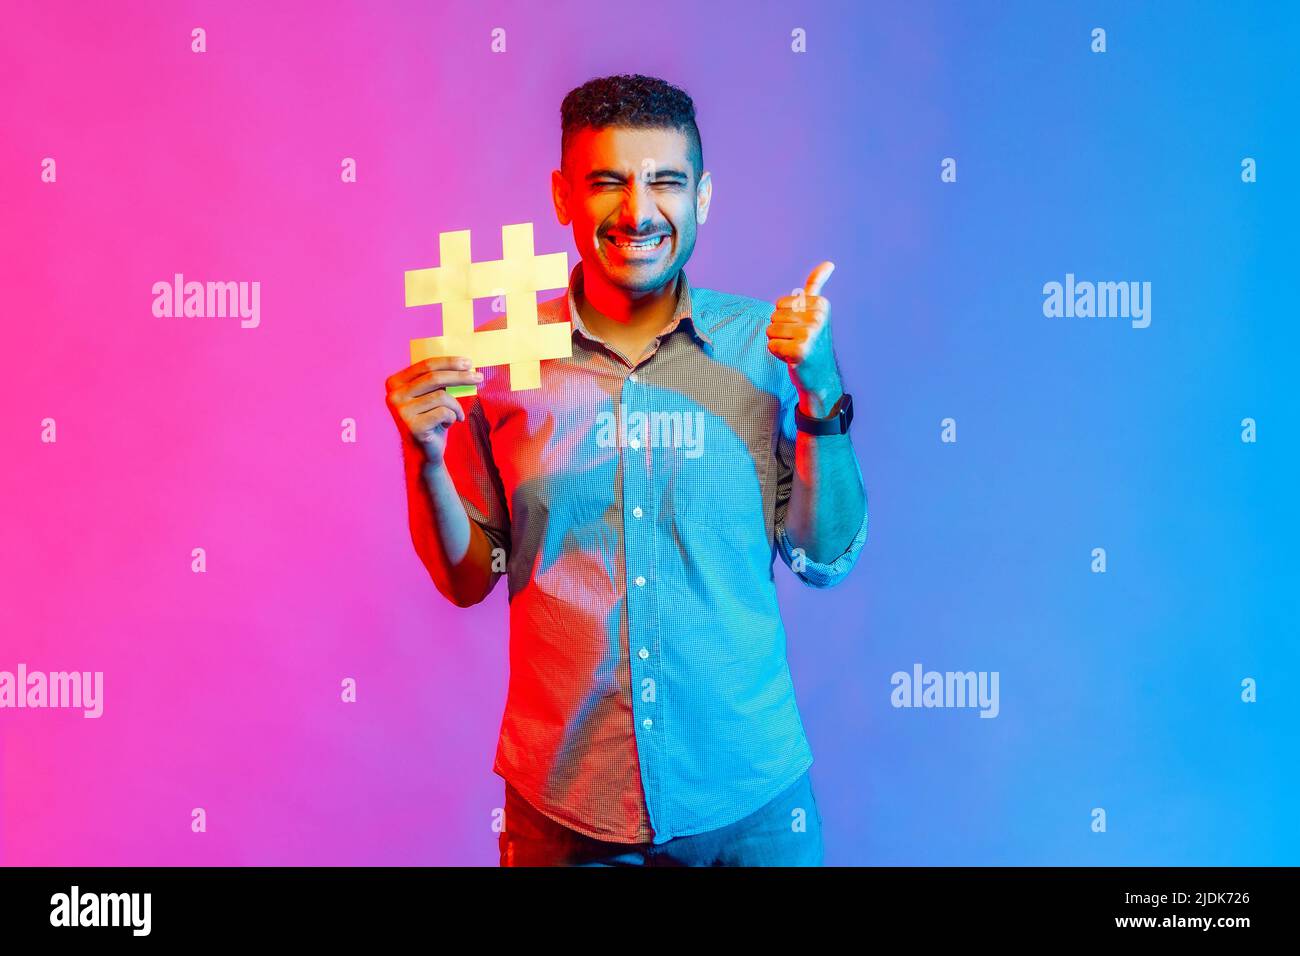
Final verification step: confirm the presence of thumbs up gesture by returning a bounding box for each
[766,261,843,416]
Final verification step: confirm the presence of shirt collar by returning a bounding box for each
[564,260,713,347]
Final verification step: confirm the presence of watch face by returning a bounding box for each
[826,394,851,432]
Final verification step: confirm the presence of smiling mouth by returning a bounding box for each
[606,234,667,252]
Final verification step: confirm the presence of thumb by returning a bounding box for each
[804,260,835,297]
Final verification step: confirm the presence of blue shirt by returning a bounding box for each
[444,261,869,844]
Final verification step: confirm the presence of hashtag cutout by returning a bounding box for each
[405,223,571,395]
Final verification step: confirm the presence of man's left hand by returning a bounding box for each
[766,260,843,417]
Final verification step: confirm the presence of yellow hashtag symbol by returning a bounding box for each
[405,223,572,395]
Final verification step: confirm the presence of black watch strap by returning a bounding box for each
[795,393,853,435]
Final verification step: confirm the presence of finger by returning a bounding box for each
[767,339,803,364]
[411,405,459,440]
[386,355,473,391]
[387,356,465,390]
[766,322,809,341]
[773,296,829,314]
[803,261,835,297]
[397,369,483,402]
[406,389,466,422]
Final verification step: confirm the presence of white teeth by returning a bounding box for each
[611,236,663,250]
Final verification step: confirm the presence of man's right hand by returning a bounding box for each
[385,356,483,467]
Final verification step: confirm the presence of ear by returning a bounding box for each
[695,171,713,226]
[551,168,572,226]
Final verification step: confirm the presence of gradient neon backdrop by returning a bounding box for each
[2,0,1296,865]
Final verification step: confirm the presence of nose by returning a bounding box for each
[619,179,656,233]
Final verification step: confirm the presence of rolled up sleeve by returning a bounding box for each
[772,388,869,589]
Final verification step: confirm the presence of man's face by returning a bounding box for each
[553,125,711,295]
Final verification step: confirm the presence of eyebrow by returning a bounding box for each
[585,167,691,183]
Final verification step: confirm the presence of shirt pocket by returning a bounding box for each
[666,416,771,537]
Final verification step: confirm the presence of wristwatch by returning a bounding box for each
[794,393,854,435]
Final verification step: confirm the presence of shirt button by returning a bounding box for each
[632,506,643,519]
[642,718,653,730]
[629,372,638,383]
[629,437,641,450]
[638,647,649,660]
[634,575,646,587]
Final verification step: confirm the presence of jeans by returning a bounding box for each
[499,769,824,866]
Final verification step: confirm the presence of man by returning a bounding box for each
[384,74,868,866]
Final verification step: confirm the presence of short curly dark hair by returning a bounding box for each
[560,73,702,177]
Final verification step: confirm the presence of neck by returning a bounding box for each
[578,265,681,335]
